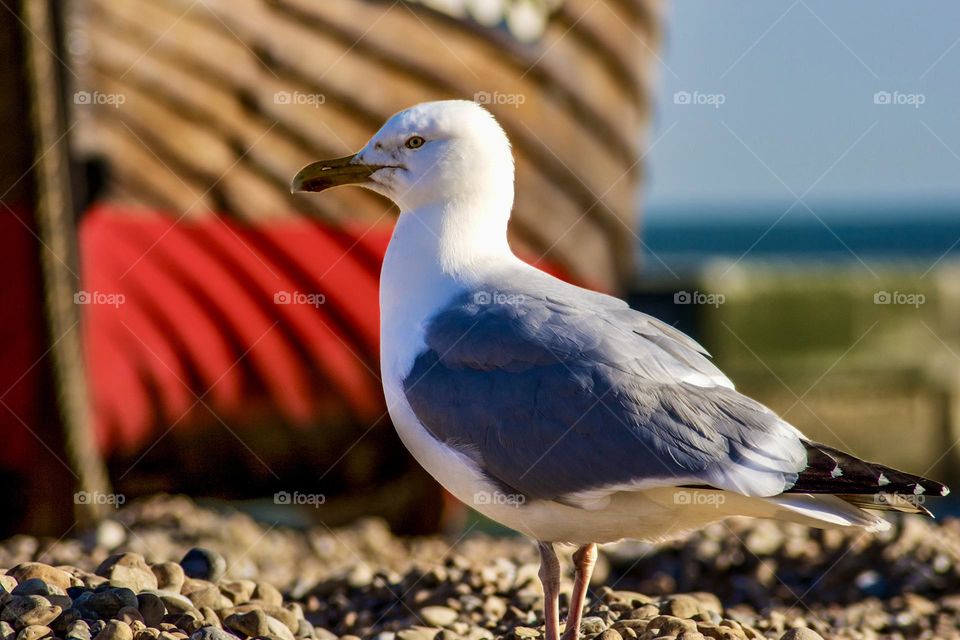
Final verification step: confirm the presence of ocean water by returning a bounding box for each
[640,202,960,276]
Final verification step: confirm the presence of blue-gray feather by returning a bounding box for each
[402,279,806,504]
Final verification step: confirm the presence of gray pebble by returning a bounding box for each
[117,606,144,625]
[11,580,62,598]
[136,593,165,628]
[189,627,234,640]
[75,588,138,620]
[179,550,226,584]
[138,591,193,615]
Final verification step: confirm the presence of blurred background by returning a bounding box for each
[1,0,958,538]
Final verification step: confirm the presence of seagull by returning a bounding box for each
[292,100,949,640]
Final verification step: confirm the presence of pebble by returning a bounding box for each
[97,555,158,594]
[660,595,712,620]
[626,605,659,620]
[75,587,139,620]
[97,621,134,640]
[395,628,439,640]
[647,615,696,635]
[149,566,184,595]
[223,610,269,637]
[136,594,166,628]
[251,583,283,609]
[15,626,52,640]
[187,627,233,640]
[0,496,957,640]
[65,620,91,640]
[779,630,824,640]
[580,616,606,635]
[140,592,192,615]
[1,596,61,629]
[218,582,254,606]
[197,608,219,629]
[179,551,225,584]
[117,606,145,625]
[295,619,315,639]
[6,566,71,592]
[266,615,296,640]
[419,606,458,627]
[181,581,227,611]
[11,580,62,598]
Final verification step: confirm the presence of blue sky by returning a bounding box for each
[644,1,960,221]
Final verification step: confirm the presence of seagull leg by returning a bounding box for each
[561,543,597,640]
[538,541,561,640]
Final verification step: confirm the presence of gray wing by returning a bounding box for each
[403,280,806,506]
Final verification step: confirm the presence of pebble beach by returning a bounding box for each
[2,496,959,640]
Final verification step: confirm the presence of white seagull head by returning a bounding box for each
[292,100,515,214]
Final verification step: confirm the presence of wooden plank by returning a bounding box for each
[81,0,656,288]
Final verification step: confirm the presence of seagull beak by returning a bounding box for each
[290,154,381,193]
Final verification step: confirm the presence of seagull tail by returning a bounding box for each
[784,441,949,507]
[753,441,950,531]
[761,493,893,532]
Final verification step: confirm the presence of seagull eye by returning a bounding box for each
[405,136,426,150]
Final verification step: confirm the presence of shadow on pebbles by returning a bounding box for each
[1,496,959,640]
